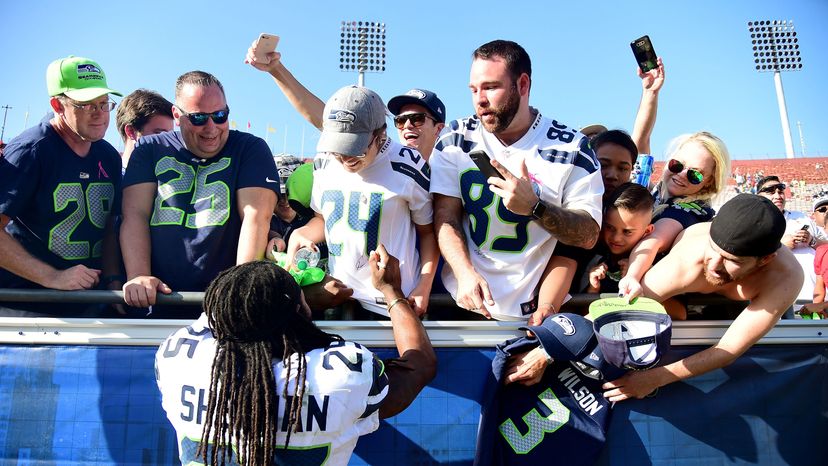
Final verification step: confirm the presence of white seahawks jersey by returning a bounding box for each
[155,314,388,466]
[312,139,432,315]
[430,111,603,320]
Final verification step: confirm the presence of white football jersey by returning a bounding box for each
[312,139,432,315]
[430,111,603,320]
[155,314,388,466]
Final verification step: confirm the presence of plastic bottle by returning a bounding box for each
[293,247,320,270]
[630,154,654,187]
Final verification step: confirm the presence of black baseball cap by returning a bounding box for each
[387,88,446,123]
[590,297,672,371]
[711,194,786,257]
[521,313,625,380]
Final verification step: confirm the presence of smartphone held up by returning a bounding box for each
[630,35,658,73]
[254,33,280,62]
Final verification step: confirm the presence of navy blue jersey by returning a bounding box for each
[123,130,278,291]
[476,336,616,466]
[653,192,714,230]
[0,116,121,288]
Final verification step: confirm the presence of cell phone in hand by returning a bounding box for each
[254,33,280,61]
[469,150,504,180]
[630,35,658,72]
[801,225,810,231]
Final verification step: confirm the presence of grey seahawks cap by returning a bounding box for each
[317,86,387,157]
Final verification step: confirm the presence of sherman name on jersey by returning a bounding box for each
[430,111,603,319]
[312,138,432,315]
[155,314,389,466]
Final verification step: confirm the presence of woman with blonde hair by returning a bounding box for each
[618,131,731,318]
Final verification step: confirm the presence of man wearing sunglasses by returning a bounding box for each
[0,56,124,317]
[755,175,828,305]
[120,71,278,316]
[244,44,446,160]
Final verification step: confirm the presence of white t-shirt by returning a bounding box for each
[156,314,388,466]
[312,139,432,315]
[430,111,603,320]
[783,210,828,303]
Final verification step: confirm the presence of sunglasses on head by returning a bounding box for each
[177,107,230,126]
[759,184,786,195]
[393,112,436,129]
[667,159,704,185]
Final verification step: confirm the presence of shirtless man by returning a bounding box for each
[603,194,802,401]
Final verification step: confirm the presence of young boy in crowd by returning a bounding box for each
[581,183,654,294]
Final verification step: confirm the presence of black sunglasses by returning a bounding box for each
[816,206,828,214]
[393,112,436,129]
[759,184,786,195]
[667,159,704,185]
[178,107,230,126]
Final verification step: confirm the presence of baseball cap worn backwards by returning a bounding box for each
[387,88,446,123]
[47,56,122,101]
[710,193,786,257]
[317,86,387,157]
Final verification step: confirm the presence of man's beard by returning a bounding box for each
[703,258,733,286]
[479,85,520,134]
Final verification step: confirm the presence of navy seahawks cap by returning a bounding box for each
[589,297,672,370]
[387,88,446,123]
[521,313,625,381]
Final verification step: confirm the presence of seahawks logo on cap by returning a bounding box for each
[328,110,356,123]
[406,89,427,99]
[551,315,576,335]
[77,64,101,74]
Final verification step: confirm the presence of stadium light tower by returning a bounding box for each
[339,20,386,87]
[747,19,803,159]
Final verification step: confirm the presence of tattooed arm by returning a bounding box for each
[488,158,599,249]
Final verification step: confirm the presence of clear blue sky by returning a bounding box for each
[2,0,827,161]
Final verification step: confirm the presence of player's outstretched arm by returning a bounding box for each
[244,39,325,130]
[369,244,437,419]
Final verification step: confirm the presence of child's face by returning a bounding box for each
[601,207,653,255]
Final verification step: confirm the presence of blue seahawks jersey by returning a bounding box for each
[123,130,278,291]
[0,116,121,288]
[475,337,614,466]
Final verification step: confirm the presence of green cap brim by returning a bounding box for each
[64,87,122,101]
[588,296,667,321]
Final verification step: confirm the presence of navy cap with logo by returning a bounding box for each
[521,313,626,381]
[589,297,672,371]
[387,88,446,123]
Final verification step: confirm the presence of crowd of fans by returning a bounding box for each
[0,36,822,465]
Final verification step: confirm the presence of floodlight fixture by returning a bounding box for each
[339,20,387,87]
[747,19,805,158]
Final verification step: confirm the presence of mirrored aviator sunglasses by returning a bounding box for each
[667,159,704,185]
[181,108,230,126]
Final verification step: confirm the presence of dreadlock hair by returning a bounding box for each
[199,261,341,465]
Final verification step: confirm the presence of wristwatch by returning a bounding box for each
[531,199,547,219]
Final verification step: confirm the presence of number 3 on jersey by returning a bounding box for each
[460,170,530,252]
[321,190,383,256]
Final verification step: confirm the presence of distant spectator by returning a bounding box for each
[0,56,123,316]
[115,89,174,169]
[120,70,278,316]
[265,154,307,254]
[618,132,732,308]
[0,140,6,159]
[756,175,828,305]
